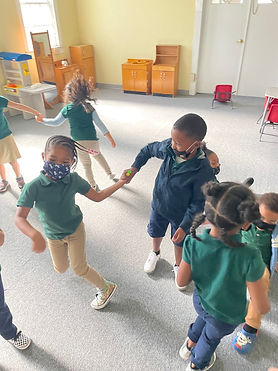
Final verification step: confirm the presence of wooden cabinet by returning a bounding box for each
[122,59,153,94]
[70,45,96,86]
[54,62,79,100]
[152,45,180,97]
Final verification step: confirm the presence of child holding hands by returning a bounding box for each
[15,135,126,309]
[0,96,41,192]
[37,71,117,191]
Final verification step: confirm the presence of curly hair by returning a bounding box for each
[190,181,260,248]
[63,70,96,113]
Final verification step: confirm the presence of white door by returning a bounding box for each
[237,3,278,97]
[197,0,249,94]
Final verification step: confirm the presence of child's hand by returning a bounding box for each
[32,231,46,253]
[172,227,186,244]
[120,167,138,184]
[0,229,4,247]
[105,132,116,148]
[35,114,44,123]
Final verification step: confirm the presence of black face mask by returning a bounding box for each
[173,148,191,159]
[172,141,197,159]
[212,166,220,176]
[254,220,276,232]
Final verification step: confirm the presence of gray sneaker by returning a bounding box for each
[0,180,9,192]
[8,331,31,350]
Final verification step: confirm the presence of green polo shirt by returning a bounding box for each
[17,172,91,240]
[0,96,12,140]
[61,103,98,141]
[241,224,272,269]
[183,229,266,325]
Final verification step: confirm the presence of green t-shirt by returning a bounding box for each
[241,224,272,269]
[182,229,266,325]
[61,103,98,141]
[0,96,11,140]
[17,172,91,240]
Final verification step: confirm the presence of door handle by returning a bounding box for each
[237,39,244,43]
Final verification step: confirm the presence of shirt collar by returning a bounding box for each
[39,171,71,186]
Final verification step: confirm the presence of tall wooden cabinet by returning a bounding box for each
[152,45,180,97]
[69,45,96,87]
[122,59,153,94]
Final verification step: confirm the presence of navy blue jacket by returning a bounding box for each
[132,138,214,232]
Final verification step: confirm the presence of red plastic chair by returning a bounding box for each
[256,96,278,124]
[259,103,278,141]
[212,85,235,109]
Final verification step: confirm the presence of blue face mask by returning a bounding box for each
[212,166,221,176]
[43,161,70,180]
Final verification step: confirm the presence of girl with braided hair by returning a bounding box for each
[15,135,127,310]
[177,181,270,371]
[37,71,117,191]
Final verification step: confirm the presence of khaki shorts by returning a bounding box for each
[0,134,21,164]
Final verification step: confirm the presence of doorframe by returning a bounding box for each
[190,0,252,96]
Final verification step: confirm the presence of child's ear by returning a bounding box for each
[195,140,202,149]
[42,152,45,161]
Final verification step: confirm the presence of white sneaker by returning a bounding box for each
[185,352,216,371]
[144,251,160,273]
[91,281,117,310]
[179,337,192,360]
[8,331,31,350]
[173,264,187,291]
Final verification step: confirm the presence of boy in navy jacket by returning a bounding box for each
[121,113,214,289]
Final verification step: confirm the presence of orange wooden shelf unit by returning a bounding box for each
[152,45,180,97]
[122,59,153,94]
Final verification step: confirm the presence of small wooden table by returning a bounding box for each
[19,83,57,119]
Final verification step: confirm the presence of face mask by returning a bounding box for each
[173,141,197,159]
[43,161,71,181]
[254,220,276,232]
[212,166,221,176]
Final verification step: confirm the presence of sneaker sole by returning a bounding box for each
[91,284,117,310]
[0,185,10,193]
[8,338,31,350]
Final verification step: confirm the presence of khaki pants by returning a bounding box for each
[47,222,106,289]
[245,268,270,329]
[76,140,113,187]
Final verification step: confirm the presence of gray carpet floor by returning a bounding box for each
[0,88,277,371]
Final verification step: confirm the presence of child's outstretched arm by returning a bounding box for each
[7,100,40,117]
[15,207,46,254]
[0,229,4,247]
[36,111,66,126]
[84,179,126,202]
[92,111,116,148]
[120,139,170,184]
[246,267,270,315]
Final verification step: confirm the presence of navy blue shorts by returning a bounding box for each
[147,208,184,247]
